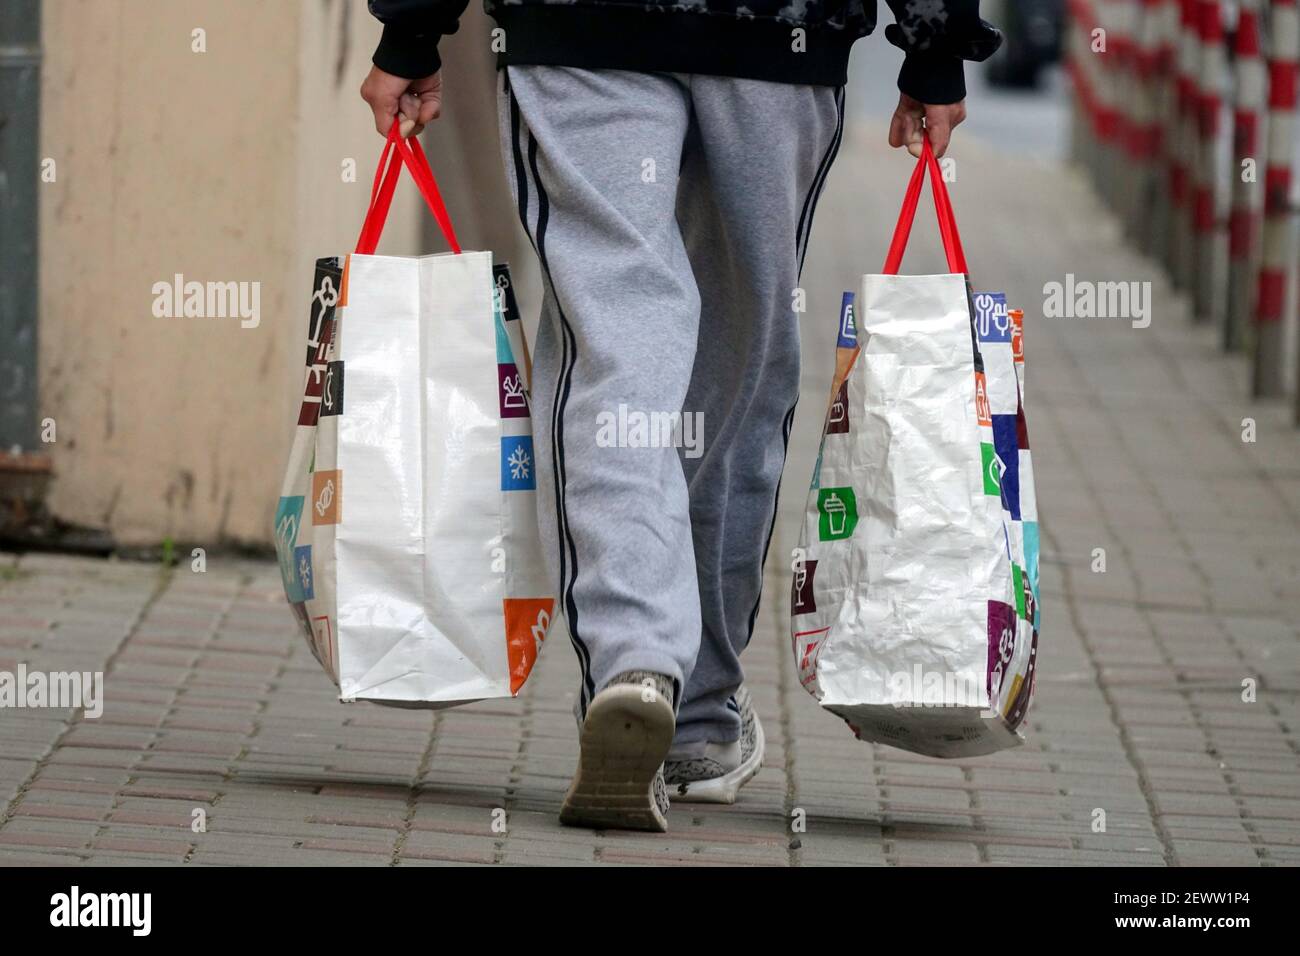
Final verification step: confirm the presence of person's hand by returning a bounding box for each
[888,93,966,158]
[360,64,443,138]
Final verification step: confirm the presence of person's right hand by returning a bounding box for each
[360,64,443,138]
[888,92,966,159]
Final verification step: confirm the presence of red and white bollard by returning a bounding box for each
[1167,0,1202,286]
[1147,0,1182,261]
[1129,0,1169,251]
[1255,0,1298,397]
[1191,0,1225,322]
[1111,0,1140,217]
[1227,0,1266,351]
[1068,0,1112,193]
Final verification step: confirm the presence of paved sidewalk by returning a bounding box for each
[1,128,1298,866]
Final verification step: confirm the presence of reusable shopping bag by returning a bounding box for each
[790,138,1040,757]
[274,121,553,707]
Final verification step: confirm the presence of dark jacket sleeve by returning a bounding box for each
[884,0,1002,104]
[368,0,472,78]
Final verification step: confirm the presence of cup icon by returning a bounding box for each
[824,493,846,536]
[817,487,857,541]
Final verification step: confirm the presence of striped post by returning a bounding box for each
[1167,0,1201,285]
[1068,0,1106,186]
[1254,0,1298,397]
[1191,0,1225,322]
[1130,0,1169,253]
[1068,0,1090,169]
[1112,0,1140,219]
[1149,0,1181,261]
[1226,0,1266,351]
[1095,0,1125,204]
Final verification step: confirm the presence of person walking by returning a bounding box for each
[360,0,1001,832]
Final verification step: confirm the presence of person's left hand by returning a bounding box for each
[889,93,967,158]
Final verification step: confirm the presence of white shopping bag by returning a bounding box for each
[790,139,1040,757]
[274,124,553,706]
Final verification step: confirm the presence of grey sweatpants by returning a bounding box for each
[498,66,844,746]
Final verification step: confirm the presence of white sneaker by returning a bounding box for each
[559,671,675,832]
[663,685,764,804]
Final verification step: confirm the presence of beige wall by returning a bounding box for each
[39,0,431,548]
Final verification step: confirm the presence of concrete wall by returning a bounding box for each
[38,0,430,548]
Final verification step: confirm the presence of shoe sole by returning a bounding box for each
[669,714,766,805]
[559,683,675,832]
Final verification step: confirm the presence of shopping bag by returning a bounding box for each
[790,138,1040,757]
[274,122,553,707]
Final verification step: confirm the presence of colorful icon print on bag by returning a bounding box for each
[321,361,344,417]
[274,496,304,597]
[311,470,341,525]
[501,436,535,491]
[498,364,529,418]
[1004,633,1037,728]
[992,415,1021,518]
[981,442,1002,496]
[299,264,337,427]
[1020,564,1036,625]
[792,558,818,615]
[504,597,554,694]
[1023,521,1041,625]
[494,310,514,364]
[986,599,1016,699]
[826,380,850,435]
[972,291,1011,343]
[1012,564,1029,621]
[794,626,830,690]
[299,357,327,426]
[817,487,858,541]
[311,614,334,676]
[836,292,857,348]
[307,259,341,363]
[975,371,992,427]
[493,263,521,324]
[294,545,315,601]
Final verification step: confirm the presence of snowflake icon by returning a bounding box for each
[507,443,531,480]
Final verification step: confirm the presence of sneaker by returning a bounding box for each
[559,670,675,832]
[664,684,765,804]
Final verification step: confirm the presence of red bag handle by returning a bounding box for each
[882,137,967,275]
[355,119,462,255]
